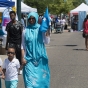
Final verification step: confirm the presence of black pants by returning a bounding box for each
[9,43,21,65]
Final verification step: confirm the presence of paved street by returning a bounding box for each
[1,31,88,88]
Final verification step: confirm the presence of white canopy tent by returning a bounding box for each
[70,3,88,31]
[70,3,88,13]
[21,2,37,12]
[0,0,37,12]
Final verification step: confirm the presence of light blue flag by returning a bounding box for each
[40,8,50,32]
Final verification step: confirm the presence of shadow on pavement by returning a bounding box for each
[64,45,77,47]
[73,49,86,51]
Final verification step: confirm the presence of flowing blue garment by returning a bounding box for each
[5,80,18,88]
[0,79,1,88]
[23,12,50,88]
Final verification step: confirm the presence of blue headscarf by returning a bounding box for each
[25,12,40,42]
[27,12,40,29]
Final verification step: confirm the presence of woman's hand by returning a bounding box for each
[0,74,5,79]
[21,49,26,65]
[45,29,50,36]
[1,75,5,79]
[21,58,27,65]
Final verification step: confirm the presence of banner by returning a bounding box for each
[2,8,11,34]
[78,11,86,31]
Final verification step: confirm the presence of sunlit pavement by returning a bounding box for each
[1,31,88,88]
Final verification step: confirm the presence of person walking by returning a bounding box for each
[83,15,88,50]
[5,11,23,74]
[60,17,66,32]
[3,47,23,88]
[21,12,50,88]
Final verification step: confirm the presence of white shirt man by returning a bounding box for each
[61,18,66,26]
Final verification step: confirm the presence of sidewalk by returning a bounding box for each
[0,55,7,61]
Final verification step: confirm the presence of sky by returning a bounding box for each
[85,0,88,4]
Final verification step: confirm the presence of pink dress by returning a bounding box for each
[84,20,88,34]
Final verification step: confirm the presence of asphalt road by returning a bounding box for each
[1,31,88,88]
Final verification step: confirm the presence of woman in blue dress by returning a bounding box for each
[21,12,50,88]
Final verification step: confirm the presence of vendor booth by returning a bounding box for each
[70,3,88,13]
[0,0,37,13]
[0,0,15,7]
[70,3,88,31]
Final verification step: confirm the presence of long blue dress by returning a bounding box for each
[0,79,1,88]
[22,12,50,88]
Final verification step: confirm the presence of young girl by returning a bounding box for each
[3,47,23,88]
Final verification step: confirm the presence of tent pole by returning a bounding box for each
[17,0,21,21]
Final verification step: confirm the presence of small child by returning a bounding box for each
[0,58,3,88]
[3,47,23,88]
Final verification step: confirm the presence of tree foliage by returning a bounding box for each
[24,0,48,15]
[49,0,74,14]
[24,0,87,15]
[73,0,86,7]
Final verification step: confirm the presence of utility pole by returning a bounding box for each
[17,0,21,21]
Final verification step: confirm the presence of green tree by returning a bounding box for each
[49,0,74,14]
[24,0,48,14]
[72,0,86,8]
[24,0,87,15]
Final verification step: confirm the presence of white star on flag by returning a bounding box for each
[40,7,50,32]
[43,17,46,21]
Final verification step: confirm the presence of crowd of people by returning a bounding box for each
[54,17,66,33]
[0,11,50,88]
[38,15,68,33]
